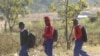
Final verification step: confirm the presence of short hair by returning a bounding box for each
[73,19,78,24]
[19,22,25,26]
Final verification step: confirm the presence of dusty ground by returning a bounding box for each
[6,44,100,56]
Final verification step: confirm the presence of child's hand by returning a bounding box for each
[42,40,45,46]
[72,37,75,41]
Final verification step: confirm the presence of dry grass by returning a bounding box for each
[0,33,20,56]
[0,17,100,56]
[5,43,100,56]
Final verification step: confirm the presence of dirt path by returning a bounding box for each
[5,45,100,56]
[83,45,100,56]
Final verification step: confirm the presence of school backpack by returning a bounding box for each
[27,32,36,48]
[81,26,87,42]
[53,29,58,42]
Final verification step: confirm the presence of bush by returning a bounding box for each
[79,17,100,45]
[89,17,97,22]
[0,33,20,55]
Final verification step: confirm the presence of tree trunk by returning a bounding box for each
[4,20,7,32]
[8,20,16,32]
[65,0,70,50]
[9,26,13,32]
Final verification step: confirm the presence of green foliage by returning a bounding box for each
[50,3,57,12]
[78,0,88,9]
[50,0,89,33]
[97,12,100,18]
[50,0,88,18]
[0,0,33,31]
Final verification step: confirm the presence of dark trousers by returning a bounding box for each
[44,39,53,56]
[74,39,88,56]
[19,45,29,56]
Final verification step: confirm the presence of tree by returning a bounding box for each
[0,0,33,32]
[50,0,88,49]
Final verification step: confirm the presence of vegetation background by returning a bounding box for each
[0,0,100,56]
